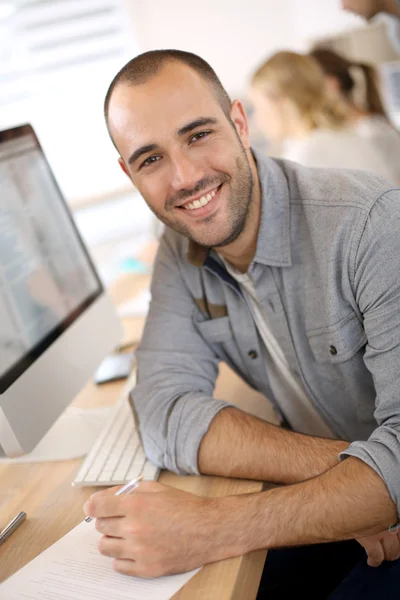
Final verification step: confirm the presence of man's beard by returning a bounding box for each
[212,150,253,248]
[150,141,254,248]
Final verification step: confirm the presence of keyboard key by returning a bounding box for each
[72,369,159,487]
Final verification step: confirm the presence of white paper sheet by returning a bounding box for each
[1,520,200,599]
[0,407,111,463]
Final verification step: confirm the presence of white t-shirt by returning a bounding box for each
[282,127,398,184]
[221,258,335,438]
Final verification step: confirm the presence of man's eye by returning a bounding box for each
[140,155,161,169]
[190,131,211,143]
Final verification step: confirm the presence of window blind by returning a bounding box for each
[0,0,138,204]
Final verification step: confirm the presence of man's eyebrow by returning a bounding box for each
[127,118,217,165]
[128,144,158,166]
[177,117,218,137]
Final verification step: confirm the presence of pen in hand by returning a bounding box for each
[84,474,143,523]
[0,511,27,546]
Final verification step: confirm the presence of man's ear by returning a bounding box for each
[230,99,251,149]
[118,157,133,181]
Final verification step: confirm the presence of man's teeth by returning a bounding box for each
[182,187,217,210]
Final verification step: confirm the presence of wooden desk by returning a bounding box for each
[0,274,271,599]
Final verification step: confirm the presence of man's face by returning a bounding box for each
[108,63,254,248]
[341,0,382,19]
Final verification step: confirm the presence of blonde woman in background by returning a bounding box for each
[310,47,400,183]
[249,51,398,183]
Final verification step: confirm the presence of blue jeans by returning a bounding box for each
[256,540,400,599]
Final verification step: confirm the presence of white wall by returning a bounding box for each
[123,0,362,97]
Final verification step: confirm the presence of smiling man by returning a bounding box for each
[106,56,259,270]
[84,50,400,599]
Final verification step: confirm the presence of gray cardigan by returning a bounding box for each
[131,150,400,517]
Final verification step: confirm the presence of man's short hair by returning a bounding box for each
[104,49,232,138]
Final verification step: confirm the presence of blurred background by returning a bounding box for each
[1,0,399,286]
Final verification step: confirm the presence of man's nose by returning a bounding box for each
[169,152,204,192]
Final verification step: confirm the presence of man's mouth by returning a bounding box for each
[177,184,221,211]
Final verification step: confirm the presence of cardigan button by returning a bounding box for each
[329,345,337,356]
[248,350,258,360]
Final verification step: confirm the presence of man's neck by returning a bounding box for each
[215,152,261,273]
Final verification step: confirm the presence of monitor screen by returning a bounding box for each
[0,124,102,394]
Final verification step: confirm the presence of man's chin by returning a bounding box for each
[188,226,244,250]
[186,230,231,249]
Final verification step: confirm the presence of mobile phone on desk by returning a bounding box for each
[93,353,135,385]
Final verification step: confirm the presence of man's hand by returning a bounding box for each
[83,482,247,578]
[356,528,400,566]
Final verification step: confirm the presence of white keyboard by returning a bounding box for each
[72,369,159,487]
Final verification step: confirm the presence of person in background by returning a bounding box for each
[249,51,398,183]
[342,0,400,20]
[310,47,400,183]
[342,0,400,53]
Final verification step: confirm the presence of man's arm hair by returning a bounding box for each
[199,406,348,484]
[226,456,398,557]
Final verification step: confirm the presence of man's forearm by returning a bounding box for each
[231,456,398,554]
[198,406,348,484]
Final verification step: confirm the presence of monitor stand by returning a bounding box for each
[0,406,111,463]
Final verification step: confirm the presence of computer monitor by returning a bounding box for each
[0,124,123,457]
